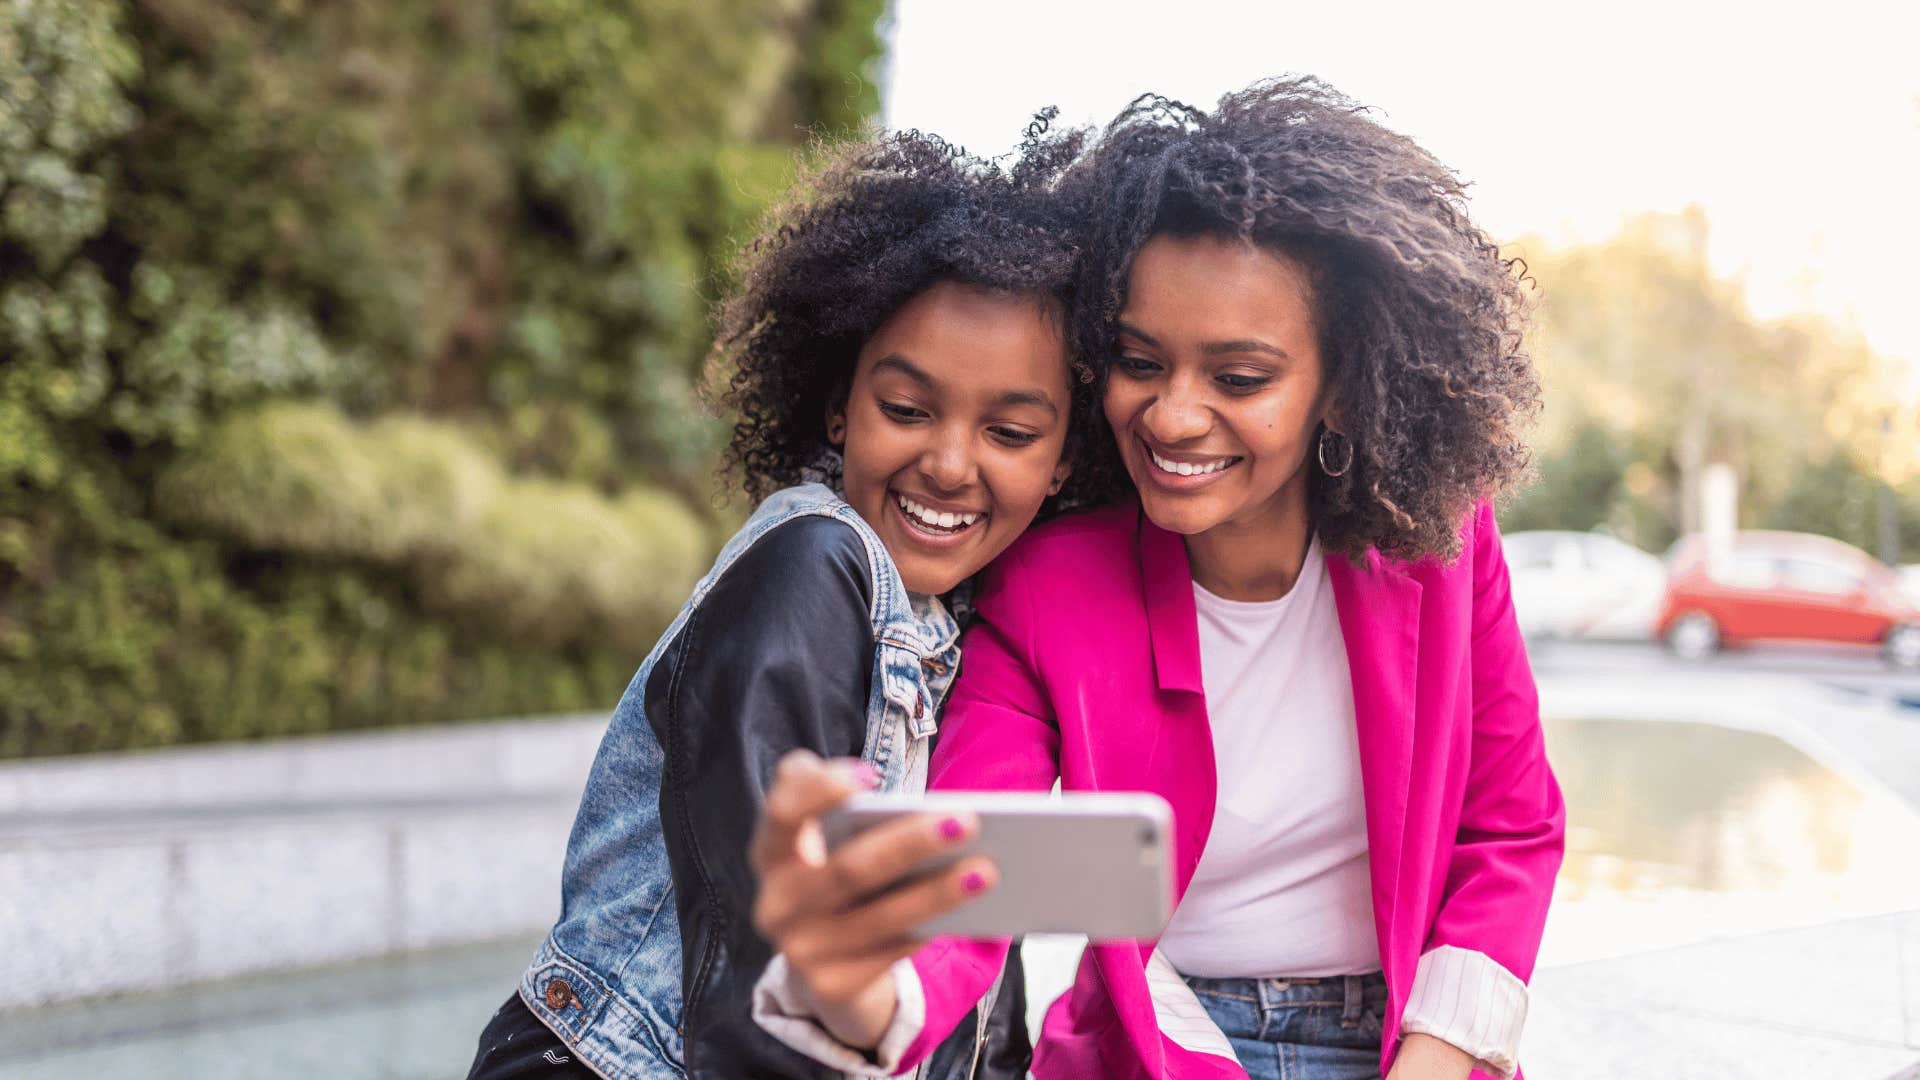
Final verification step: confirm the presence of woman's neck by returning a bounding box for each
[1183,484,1315,603]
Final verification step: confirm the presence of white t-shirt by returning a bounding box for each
[1155,535,1381,978]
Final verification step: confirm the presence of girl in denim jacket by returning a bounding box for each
[465,120,1097,1080]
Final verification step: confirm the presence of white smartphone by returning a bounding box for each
[820,790,1174,941]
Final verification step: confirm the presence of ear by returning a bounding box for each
[1048,457,1072,497]
[1317,396,1344,438]
[824,396,848,448]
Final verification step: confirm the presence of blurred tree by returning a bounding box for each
[1501,417,1628,535]
[1506,209,1914,561]
[1765,450,1920,563]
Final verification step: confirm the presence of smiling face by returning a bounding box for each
[832,280,1073,595]
[1104,232,1331,542]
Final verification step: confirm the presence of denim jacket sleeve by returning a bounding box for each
[645,514,874,1079]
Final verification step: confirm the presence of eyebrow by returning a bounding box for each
[995,388,1059,416]
[871,354,1059,417]
[872,354,935,387]
[1203,339,1292,362]
[1116,321,1293,363]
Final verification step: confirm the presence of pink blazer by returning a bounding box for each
[898,501,1565,1079]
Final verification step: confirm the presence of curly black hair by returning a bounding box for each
[1066,76,1540,563]
[710,116,1101,507]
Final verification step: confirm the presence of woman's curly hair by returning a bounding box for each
[1067,77,1540,563]
[710,115,1101,506]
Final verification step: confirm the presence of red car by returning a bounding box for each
[1656,531,1920,668]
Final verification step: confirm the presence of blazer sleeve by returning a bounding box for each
[1419,501,1567,995]
[1397,504,1566,1079]
[895,547,1065,1072]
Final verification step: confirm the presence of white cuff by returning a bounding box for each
[1398,945,1528,1079]
[750,954,926,1077]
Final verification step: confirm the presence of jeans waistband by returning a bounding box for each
[1181,970,1387,1022]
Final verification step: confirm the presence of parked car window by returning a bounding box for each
[1552,539,1584,574]
[1504,534,1556,572]
[1723,553,1781,589]
[1585,536,1650,573]
[1779,558,1863,596]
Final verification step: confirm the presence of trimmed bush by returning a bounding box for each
[422,478,706,654]
[155,403,706,655]
[156,403,410,562]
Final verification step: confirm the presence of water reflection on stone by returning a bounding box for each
[1539,717,1920,964]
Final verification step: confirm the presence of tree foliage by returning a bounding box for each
[1504,210,1918,561]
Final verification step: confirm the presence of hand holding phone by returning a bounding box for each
[750,752,994,1051]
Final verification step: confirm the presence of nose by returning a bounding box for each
[917,423,978,494]
[1139,369,1211,444]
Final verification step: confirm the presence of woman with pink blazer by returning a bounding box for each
[750,78,1565,1080]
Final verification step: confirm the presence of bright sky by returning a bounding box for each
[883,0,1920,397]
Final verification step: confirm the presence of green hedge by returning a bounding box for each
[0,472,641,757]
[157,402,708,655]
[0,0,887,757]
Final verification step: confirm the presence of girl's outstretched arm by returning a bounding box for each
[651,515,878,1078]
[754,542,1063,1075]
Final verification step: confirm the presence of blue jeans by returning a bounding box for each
[1182,971,1390,1080]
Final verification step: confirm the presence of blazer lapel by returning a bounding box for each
[1327,548,1421,962]
[1135,512,1219,897]
[1139,510,1204,695]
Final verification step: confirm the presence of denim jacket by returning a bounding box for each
[516,484,1015,1079]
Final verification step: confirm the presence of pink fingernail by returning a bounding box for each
[939,817,966,841]
[850,762,880,788]
[961,872,988,894]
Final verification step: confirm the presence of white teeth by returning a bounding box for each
[1148,447,1233,476]
[894,494,981,531]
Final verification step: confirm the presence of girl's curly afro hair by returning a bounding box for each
[710,115,1099,506]
[1067,77,1540,563]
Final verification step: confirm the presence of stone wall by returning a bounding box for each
[0,715,605,1009]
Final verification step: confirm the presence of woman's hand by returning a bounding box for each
[750,750,997,1051]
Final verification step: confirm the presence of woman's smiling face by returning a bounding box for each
[833,280,1073,595]
[1104,232,1330,539]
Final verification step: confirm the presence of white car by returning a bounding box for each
[1900,565,1920,608]
[1505,530,1667,641]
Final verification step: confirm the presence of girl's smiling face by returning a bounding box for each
[1103,232,1331,541]
[832,280,1073,595]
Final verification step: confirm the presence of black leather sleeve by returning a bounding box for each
[645,515,874,1079]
